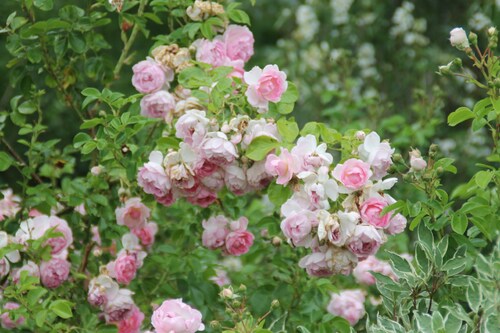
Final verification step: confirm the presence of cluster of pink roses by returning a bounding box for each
[201,215,254,256]
[353,255,397,285]
[0,214,73,290]
[327,289,366,325]
[138,114,282,208]
[87,197,158,332]
[270,132,407,277]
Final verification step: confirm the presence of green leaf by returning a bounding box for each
[245,136,280,161]
[0,152,13,171]
[466,280,481,312]
[447,107,474,126]
[35,309,48,327]
[277,117,299,143]
[18,100,37,114]
[33,0,54,11]
[228,9,251,25]
[280,82,299,104]
[49,300,73,319]
[474,170,493,189]
[277,102,294,115]
[451,214,467,234]
[267,181,292,207]
[81,88,101,98]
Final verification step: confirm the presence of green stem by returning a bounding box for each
[112,0,148,80]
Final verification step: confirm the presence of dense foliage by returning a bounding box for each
[0,1,498,333]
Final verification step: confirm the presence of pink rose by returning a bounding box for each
[265,148,300,185]
[195,38,228,67]
[186,187,217,208]
[223,25,254,62]
[151,299,205,333]
[193,159,218,178]
[175,110,210,146]
[359,197,391,228]
[116,198,150,230]
[132,60,167,94]
[138,151,171,198]
[202,215,229,250]
[225,230,254,256]
[327,290,365,326]
[358,132,394,179]
[12,261,40,284]
[298,252,333,277]
[0,189,21,221]
[104,289,135,323]
[117,305,144,333]
[45,216,73,255]
[140,91,176,120]
[210,269,231,287]
[241,119,281,149]
[291,135,333,171]
[40,257,70,289]
[246,160,273,190]
[409,149,427,171]
[224,164,248,195]
[386,214,407,235]
[332,158,372,190]
[280,211,317,246]
[111,253,138,285]
[200,169,225,192]
[201,133,238,166]
[353,256,397,285]
[1,302,25,329]
[244,65,288,112]
[132,222,158,247]
[347,225,384,260]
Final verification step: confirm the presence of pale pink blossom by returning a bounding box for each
[358,132,394,179]
[353,256,397,285]
[132,60,167,94]
[298,251,333,277]
[186,187,217,208]
[138,151,171,198]
[117,305,144,333]
[347,225,384,260]
[449,27,469,49]
[244,65,288,112]
[202,215,229,250]
[327,290,365,325]
[132,222,158,247]
[45,216,73,255]
[386,214,407,235]
[409,149,427,171]
[195,38,228,67]
[200,169,225,192]
[116,198,150,230]
[265,148,300,185]
[151,299,205,333]
[109,253,139,285]
[0,189,21,221]
[210,269,231,286]
[201,132,238,166]
[40,257,70,289]
[241,119,281,149]
[359,197,391,228]
[88,275,119,308]
[223,25,254,62]
[12,261,40,284]
[175,110,210,146]
[140,91,176,120]
[246,160,273,190]
[104,289,135,323]
[225,230,254,256]
[292,135,333,171]
[224,164,247,195]
[332,158,372,190]
[1,302,25,329]
[280,210,317,247]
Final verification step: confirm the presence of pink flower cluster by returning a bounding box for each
[201,215,254,256]
[87,198,157,332]
[327,289,366,325]
[0,215,73,289]
[271,132,406,277]
[138,115,279,208]
[151,299,205,333]
[1,302,25,329]
[195,24,254,77]
[353,255,397,285]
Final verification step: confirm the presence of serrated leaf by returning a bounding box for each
[49,300,73,319]
[447,107,474,126]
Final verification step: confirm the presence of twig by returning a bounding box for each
[78,241,95,273]
[113,0,148,79]
[1,138,43,184]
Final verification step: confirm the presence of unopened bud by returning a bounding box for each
[452,58,462,68]
[410,149,427,171]
[494,78,500,89]
[393,153,403,162]
[429,144,438,153]
[436,166,444,175]
[220,288,233,299]
[355,131,366,140]
[468,32,478,46]
[272,236,282,247]
[99,110,107,117]
[438,63,452,75]
[403,174,412,182]
[209,320,220,329]
[449,28,470,49]
[91,165,103,176]
[238,284,246,292]
[488,27,497,37]
[271,299,280,308]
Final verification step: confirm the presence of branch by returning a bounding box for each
[1,138,43,184]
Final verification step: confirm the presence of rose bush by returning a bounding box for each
[0,1,498,333]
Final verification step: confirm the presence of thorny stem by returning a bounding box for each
[113,0,148,80]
